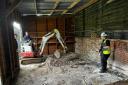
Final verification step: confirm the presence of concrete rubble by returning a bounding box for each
[15,52,128,85]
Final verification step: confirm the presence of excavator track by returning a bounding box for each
[21,57,47,65]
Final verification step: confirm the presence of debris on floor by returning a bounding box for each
[15,52,128,85]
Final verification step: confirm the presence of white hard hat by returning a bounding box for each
[101,32,108,37]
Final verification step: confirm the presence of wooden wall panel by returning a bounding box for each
[57,17,65,37]
[1,21,12,84]
[0,16,20,85]
[47,17,56,31]
[37,17,47,34]
[74,0,128,38]
[74,0,128,68]
[0,1,20,85]
[23,16,36,32]
[0,21,6,85]
[65,17,74,36]
[23,16,75,55]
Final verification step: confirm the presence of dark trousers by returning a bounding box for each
[101,54,110,71]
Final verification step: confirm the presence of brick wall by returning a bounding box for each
[75,37,128,71]
[111,40,128,71]
[75,37,100,62]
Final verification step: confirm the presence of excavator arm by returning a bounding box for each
[39,29,67,55]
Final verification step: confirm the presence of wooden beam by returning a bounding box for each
[45,0,74,2]
[20,9,64,14]
[62,0,80,15]
[22,14,51,16]
[38,9,64,12]
[106,0,115,4]
[34,0,38,15]
[6,0,23,17]
[50,0,60,15]
[73,0,98,14]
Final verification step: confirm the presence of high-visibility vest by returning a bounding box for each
[101,39,111,55]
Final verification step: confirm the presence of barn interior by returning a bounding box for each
[0,0,128,85]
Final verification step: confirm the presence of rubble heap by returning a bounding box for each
[15,52,128,85]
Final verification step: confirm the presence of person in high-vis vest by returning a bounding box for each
[99,32,111,73]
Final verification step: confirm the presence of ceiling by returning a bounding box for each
[17,0,90,16]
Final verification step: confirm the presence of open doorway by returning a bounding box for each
[13,21,23,52]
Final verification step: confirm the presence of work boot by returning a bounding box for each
[99,69,107,73]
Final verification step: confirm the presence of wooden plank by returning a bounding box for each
[23,16,37,32]
[37,17,47,37]
[47,17,57,31]
[73,0,98,14]
[74,10,84,37]
[23,16,75,55]
[50,0,60,15]
[57,17,65,36]
[62,0,80,14]
[0,22,5,85]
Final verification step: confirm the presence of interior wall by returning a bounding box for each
[75,37,100,62]
[22,16,75,55]
[74,0,128,71]
[0,11,20,85]
[0,24,4,85]
[0,1,21,85]
[75,0,128,38]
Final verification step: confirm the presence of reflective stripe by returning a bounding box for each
[102,39,111,54]
[103,50,110,54]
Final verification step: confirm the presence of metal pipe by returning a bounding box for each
[34,0,38,15]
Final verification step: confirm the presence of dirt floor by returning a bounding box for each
[15,53,128,85]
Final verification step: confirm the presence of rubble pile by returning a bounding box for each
[50,52,85,67]
[15,52,128,85]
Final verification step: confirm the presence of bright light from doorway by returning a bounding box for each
[13,21,21,30]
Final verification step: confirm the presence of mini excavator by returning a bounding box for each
[20,29,67,64]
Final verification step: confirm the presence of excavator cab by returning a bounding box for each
[19,41,34,58]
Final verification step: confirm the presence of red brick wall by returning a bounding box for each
[111,40,128,70]
[75,37,101,62]
[75,37,128,70]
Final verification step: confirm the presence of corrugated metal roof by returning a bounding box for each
[17,0,89,16]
